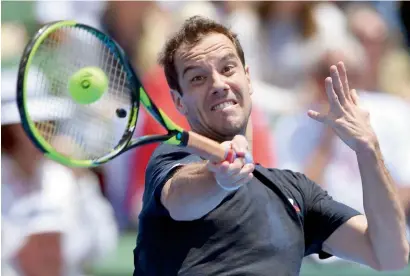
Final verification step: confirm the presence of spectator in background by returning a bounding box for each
[101,1,157,73]
[35,0,106,29]
[274,33,410,248]
[1,68,119,276]
[223,1,348,93]
[346,3,410,101]
[254,1,319,89]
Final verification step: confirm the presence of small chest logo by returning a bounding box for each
[288,198,301,213]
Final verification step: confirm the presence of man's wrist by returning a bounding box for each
[355,138,380,157]
[215,178,241,192]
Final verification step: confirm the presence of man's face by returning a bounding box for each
[173,33,253,141]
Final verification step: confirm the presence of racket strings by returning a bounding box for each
[26,25,133,161]
[33,31,65,143]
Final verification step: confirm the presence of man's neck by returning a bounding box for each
[246,118,253,153]
[190,119,253,153]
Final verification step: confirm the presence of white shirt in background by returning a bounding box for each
[1,156,119,276]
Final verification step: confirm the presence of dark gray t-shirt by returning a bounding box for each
[133,144,361,276]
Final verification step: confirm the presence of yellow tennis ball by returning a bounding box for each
[68,67,108,104]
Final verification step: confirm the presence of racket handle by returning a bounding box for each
[185,131,236,163]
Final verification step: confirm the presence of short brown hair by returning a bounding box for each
[158,16,246,94]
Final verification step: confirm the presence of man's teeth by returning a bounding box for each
[212,101,235,111]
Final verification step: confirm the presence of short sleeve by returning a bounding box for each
[141,144,202,216]
[298,173,362,258]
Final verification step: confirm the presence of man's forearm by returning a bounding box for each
[357,142,409,270]
[161,162,230,221]
[397,187,410,219]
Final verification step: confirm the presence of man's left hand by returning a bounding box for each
[308,61,378,153]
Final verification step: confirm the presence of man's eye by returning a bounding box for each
[191,76,205,82]
[223,65,234,74]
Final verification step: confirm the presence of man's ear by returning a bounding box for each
[245,65,253,95]
[170,89,188,115]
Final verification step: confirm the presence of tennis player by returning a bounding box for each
[133,16,409,275]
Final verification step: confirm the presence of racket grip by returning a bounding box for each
[185,131,236,163]
[221,144,254,164]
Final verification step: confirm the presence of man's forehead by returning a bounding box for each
[176,33,237,61]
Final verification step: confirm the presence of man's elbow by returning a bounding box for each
[376,243,409,271]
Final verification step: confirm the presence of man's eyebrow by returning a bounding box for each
[220,52,238,63]
[182,53,238,78]
[182,65,200,78]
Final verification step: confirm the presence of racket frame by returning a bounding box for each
[17,21,141,167]
[17,20,233,168]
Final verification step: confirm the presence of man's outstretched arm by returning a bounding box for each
[322,143,409,271]
[308,62,409,271]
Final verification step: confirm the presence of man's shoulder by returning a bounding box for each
[254,165,314,195]
[149,143,192,161]
[146,143,202,174]
[255,165,307,184]
[253,165,313,216]
[151,143,179,156]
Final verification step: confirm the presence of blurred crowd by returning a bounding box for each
[2,1,410,275]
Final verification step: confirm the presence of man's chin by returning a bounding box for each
[215,122,246,137]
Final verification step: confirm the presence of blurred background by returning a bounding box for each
[1,1,410,275]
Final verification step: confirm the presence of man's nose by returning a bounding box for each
[211,72,229,95]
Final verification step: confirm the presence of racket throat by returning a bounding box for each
[179,130,190,147]
[182,131,231,163]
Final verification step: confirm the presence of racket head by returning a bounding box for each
[17,20,141,167]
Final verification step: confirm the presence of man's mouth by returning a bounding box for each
[210,100,238,111]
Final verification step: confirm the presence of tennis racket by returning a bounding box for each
[16,20,237,167]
